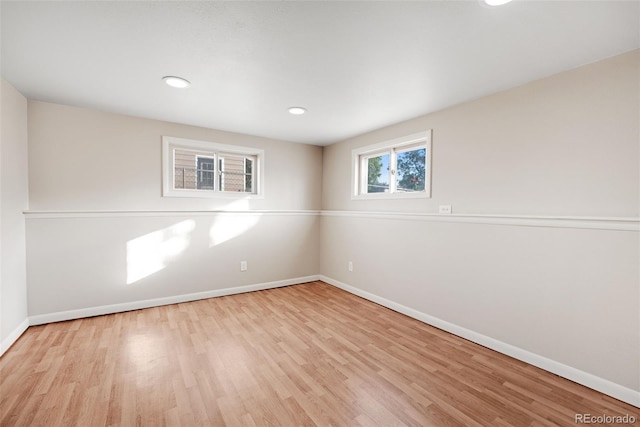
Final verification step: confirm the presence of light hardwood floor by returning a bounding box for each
[1,281,638,426]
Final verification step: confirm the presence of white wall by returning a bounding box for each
[0,79,29,355]
[320,50,640,404]
[26,102,322,320]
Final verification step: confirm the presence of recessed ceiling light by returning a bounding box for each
[484,0,513,5]
[163,76,191,89]
[288,107,307,115]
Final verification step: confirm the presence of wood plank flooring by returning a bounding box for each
[1,281,638,426]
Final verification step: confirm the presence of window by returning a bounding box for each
[163,136,264,198]
[352,130,432,199]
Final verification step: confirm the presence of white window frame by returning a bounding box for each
[243,158,247,192]
[217,156,225,191]
[239,156,253,192]
[351,130,432,200]
[217,152,258,193]
[162,136,264,199]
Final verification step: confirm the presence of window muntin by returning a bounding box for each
[352,131,431,199]
[163,137,264,198]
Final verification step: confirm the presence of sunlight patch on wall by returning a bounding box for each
[126,220,195,284]
[209,214,261,247]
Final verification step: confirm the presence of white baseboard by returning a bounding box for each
[14,274,640,407]
[29,275,321,326]
[319,275,640,408]
[0,317,30,357]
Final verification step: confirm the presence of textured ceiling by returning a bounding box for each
[1,1,638,145]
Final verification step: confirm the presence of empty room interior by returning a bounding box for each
[1,1,639,425]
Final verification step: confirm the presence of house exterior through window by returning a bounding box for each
[163,136,264,198]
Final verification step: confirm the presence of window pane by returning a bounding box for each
[173,148,215,190]
[245,158,253,193]
[164,137,263,198]
[220,154,253,193]
[196,157,215,190]
[396,148,426,192]
[367,154,390,193]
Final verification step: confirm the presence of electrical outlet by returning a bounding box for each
[240,261,247,272]
[348,261,353,272]
[438,205,452,214]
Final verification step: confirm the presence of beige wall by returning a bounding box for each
[320,50,640,396]
[28,101,323,211]
[0,79,29,353]
[25,102,321,318]
[27,213,319,317]
[323,50,639,217]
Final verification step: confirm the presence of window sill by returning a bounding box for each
[351,191,431,201]
[163,189,264,199]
